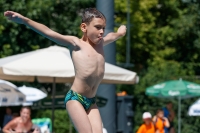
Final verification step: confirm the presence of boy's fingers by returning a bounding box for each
[4,12,12,17]
[4,11,14,16]
[4,12,9,16]
[6,11,14,13]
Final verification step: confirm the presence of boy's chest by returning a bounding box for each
[73,44,104,60]
[72,45,105,70]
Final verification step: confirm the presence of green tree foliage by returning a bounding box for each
[115,0,200,133]
[0,0,95,57]
[115,0,200,72]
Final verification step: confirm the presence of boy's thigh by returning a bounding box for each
[66,100,93,133]
[87,104,103,133]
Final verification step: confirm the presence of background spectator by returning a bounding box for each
[163,102,175,133]
[136,112,155,133]
[3,107,12,127]
[153,109,170,133]
[3,106,41,133]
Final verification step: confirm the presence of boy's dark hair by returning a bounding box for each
[82,8,106,24]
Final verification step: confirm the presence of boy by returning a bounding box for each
[136,112,155,133]
[4,8,126,133]
[153,109,170,133]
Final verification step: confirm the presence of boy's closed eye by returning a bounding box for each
[95,26,101,30]
[95,25,105,30]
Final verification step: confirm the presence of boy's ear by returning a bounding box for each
[80,23,87,32]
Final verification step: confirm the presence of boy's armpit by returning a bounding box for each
[68,36,81,47]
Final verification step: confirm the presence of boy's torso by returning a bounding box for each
[70,39,105,98]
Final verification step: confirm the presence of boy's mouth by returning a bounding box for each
[98,36,102,39]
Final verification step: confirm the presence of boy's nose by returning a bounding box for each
[100,29,104,34]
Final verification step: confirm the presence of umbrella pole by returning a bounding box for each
[178,96,181,133]
[52,77,56,133]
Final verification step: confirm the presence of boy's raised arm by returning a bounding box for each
[4,11,78,47]
[163,117,170,128]
[103,25,126,46]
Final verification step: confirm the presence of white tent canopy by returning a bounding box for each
[18,85,47,105]
[0,79,25,106]
[0,45,138,84]
[188,98,200,116]
[0,45,138,132]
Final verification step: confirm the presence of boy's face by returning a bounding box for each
[81,17,106,45]
[157,111,164,118]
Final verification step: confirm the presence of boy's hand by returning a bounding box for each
[117,25,127,36]
[163,117,168,120]
[4,11,25,24]
[162,117,168,121]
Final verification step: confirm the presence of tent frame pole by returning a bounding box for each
[178,96,181,133]
[52,77,56,133]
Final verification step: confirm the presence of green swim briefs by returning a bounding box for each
[64,90,96,111]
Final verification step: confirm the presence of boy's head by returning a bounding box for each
[82,8,106,25]
[81,8,106,45]
[156,109,164,118]
[142,112,152,125]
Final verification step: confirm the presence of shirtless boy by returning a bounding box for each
[3,107,38,133]
[4,8,126,133]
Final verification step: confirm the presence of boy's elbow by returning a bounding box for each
[166,125,170,128]
[166,123,170,128]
